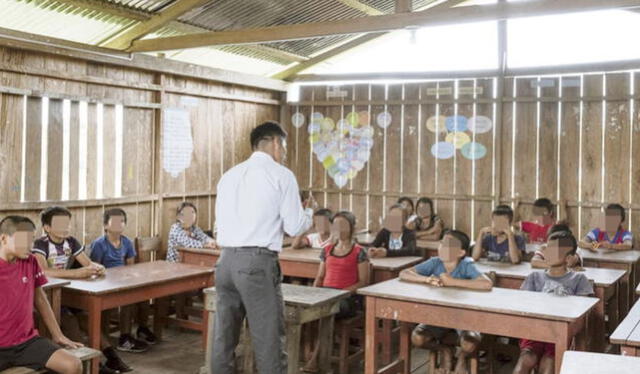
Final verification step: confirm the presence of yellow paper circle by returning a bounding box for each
[445,132,471,149]
[426,115,447,133]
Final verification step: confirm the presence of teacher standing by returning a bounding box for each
[211,122,316,374]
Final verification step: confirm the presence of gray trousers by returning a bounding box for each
[210,247,287,374]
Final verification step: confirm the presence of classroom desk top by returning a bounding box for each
[62,261,214,295]
[205,283,349,308]
[358,278,599,322]
[611,300,640,347]
[560,351,640,374]
[43,277,70,290]
[474,260,627,287]
[578,248,640,264]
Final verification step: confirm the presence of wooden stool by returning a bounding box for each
[0,347,102,374]
[332,313,365,374]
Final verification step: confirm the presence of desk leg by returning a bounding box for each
[87,297,102,374]
[51,289,61,324]
[554,326,571,374]
[608,282,620,336]
[619,267,631,318]
[318,316,335,374]
[592,287,606,352]
[287,323,302,374]
[398,322,412,374]
[204,310,215,374]
[154,297,168,342]
[365,297,379,374]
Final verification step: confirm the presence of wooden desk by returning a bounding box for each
[203,284,349,374]
[611,300,640,356]
[560,351,640,374]
[358,278,598,374]
[416,239,440,258]
[43,277,70,324]
[474,260,625,352]
[62,261,214,374]
[578,249,640,317]
[179,247,423,284]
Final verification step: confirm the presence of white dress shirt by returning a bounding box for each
[215,151,313,252]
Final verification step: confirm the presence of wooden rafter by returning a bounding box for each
[336,0,383,15]
[128,0,640,53]
[102,0,211,50]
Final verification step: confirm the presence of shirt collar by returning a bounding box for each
[251,151,275,163]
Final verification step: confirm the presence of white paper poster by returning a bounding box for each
[162,108,194,178]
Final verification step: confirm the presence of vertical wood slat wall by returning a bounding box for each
[0,46,280,252]
[287,72,640,242]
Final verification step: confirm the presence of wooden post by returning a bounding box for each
[494,1,507,207]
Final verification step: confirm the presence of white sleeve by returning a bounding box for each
[280,171,313,237]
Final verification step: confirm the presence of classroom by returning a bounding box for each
[1,1,640,374]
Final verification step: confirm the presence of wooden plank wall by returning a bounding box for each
[288,73,640,241]
[0,46,281,252]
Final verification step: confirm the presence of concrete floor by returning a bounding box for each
[117,326,517,374]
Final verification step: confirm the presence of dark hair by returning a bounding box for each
[0,216,36,235]
[442,229,471,252]
[388,203,408,221]
[533,198,554,214]
[397,197,414,212]
[547,223,571,237]
[250,121,287,150]
[41,206,72,227]
[606,203,626,222]
[177,202,198,216]
[332,211,357,238]
[314,208,333,219]
[103,208,127,225]
[548,229,578,255]
[492,204,514,223]
[416,197,436,229]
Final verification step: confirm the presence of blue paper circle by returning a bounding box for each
[430,142,455,159]
[461,142,487,160]
[445,115,468,132]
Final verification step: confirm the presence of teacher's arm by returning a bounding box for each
[281,171,314,237]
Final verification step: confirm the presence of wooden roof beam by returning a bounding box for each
[128,0,640,53]
[336,0,384,15]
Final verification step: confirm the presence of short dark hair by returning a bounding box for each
[103,208,127,225]
[388,203,408,220]
[606,203,626,222]
[397,197,414,211]
[492,204,514,223]
[547,223,571,237]
[548,229,578,255]
[250,121,287,150]
[533,198,554,213]
[177,202,198,216]
[314,208,333,219]
[0,216,36,235]
[442,229,471,252]
[332,211,357,238]
[41,206,72,227]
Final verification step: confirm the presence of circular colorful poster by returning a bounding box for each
[311,112,324,121]
[445,131,471,149]
[426,115,447,133]
[291,112,305,128]
[430,141,455,159]
[346,112,359,127]
[467,116,493,134]
[445,115,468,132]
[321,117,335,131]
[308,121,321,134]
[333,173,349,188]
[461,142,487,160]
[358,111,370,126]
[376,112,392,129]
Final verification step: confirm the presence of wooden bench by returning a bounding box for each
[611,299,640,356]
[0,347,102,374]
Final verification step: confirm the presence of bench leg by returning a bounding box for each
[318,316,335,374]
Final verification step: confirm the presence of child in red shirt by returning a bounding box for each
[516,198,560,244]
[0,216,83,374]
[303,211,370,372]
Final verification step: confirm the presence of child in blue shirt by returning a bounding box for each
[578,203,633,252]
[473,204,526,264]
[90,208,156,354]
[400,230,493,373]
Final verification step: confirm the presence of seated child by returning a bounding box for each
[90,208,156,352]
[369,204,419,258]
[166,202,216,263]
[398,196,415,218]
[531,224,583,270]
[473,205,526,264]
[0,216,83,374]
[578,204,633,252]
[513,230,594,374]
[516,198,557,244]
[32,206,130,373]
[303,211,369,372]
[292,208,333,249]
[410,197,445,241]
[400,230,493,373]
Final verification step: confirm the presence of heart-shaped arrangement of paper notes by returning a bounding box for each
[293,111,375,188]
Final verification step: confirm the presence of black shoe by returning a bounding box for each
[136,326,158,345]
[100,363,119,374]
[117,334,149,353]
[103,347,133,373]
